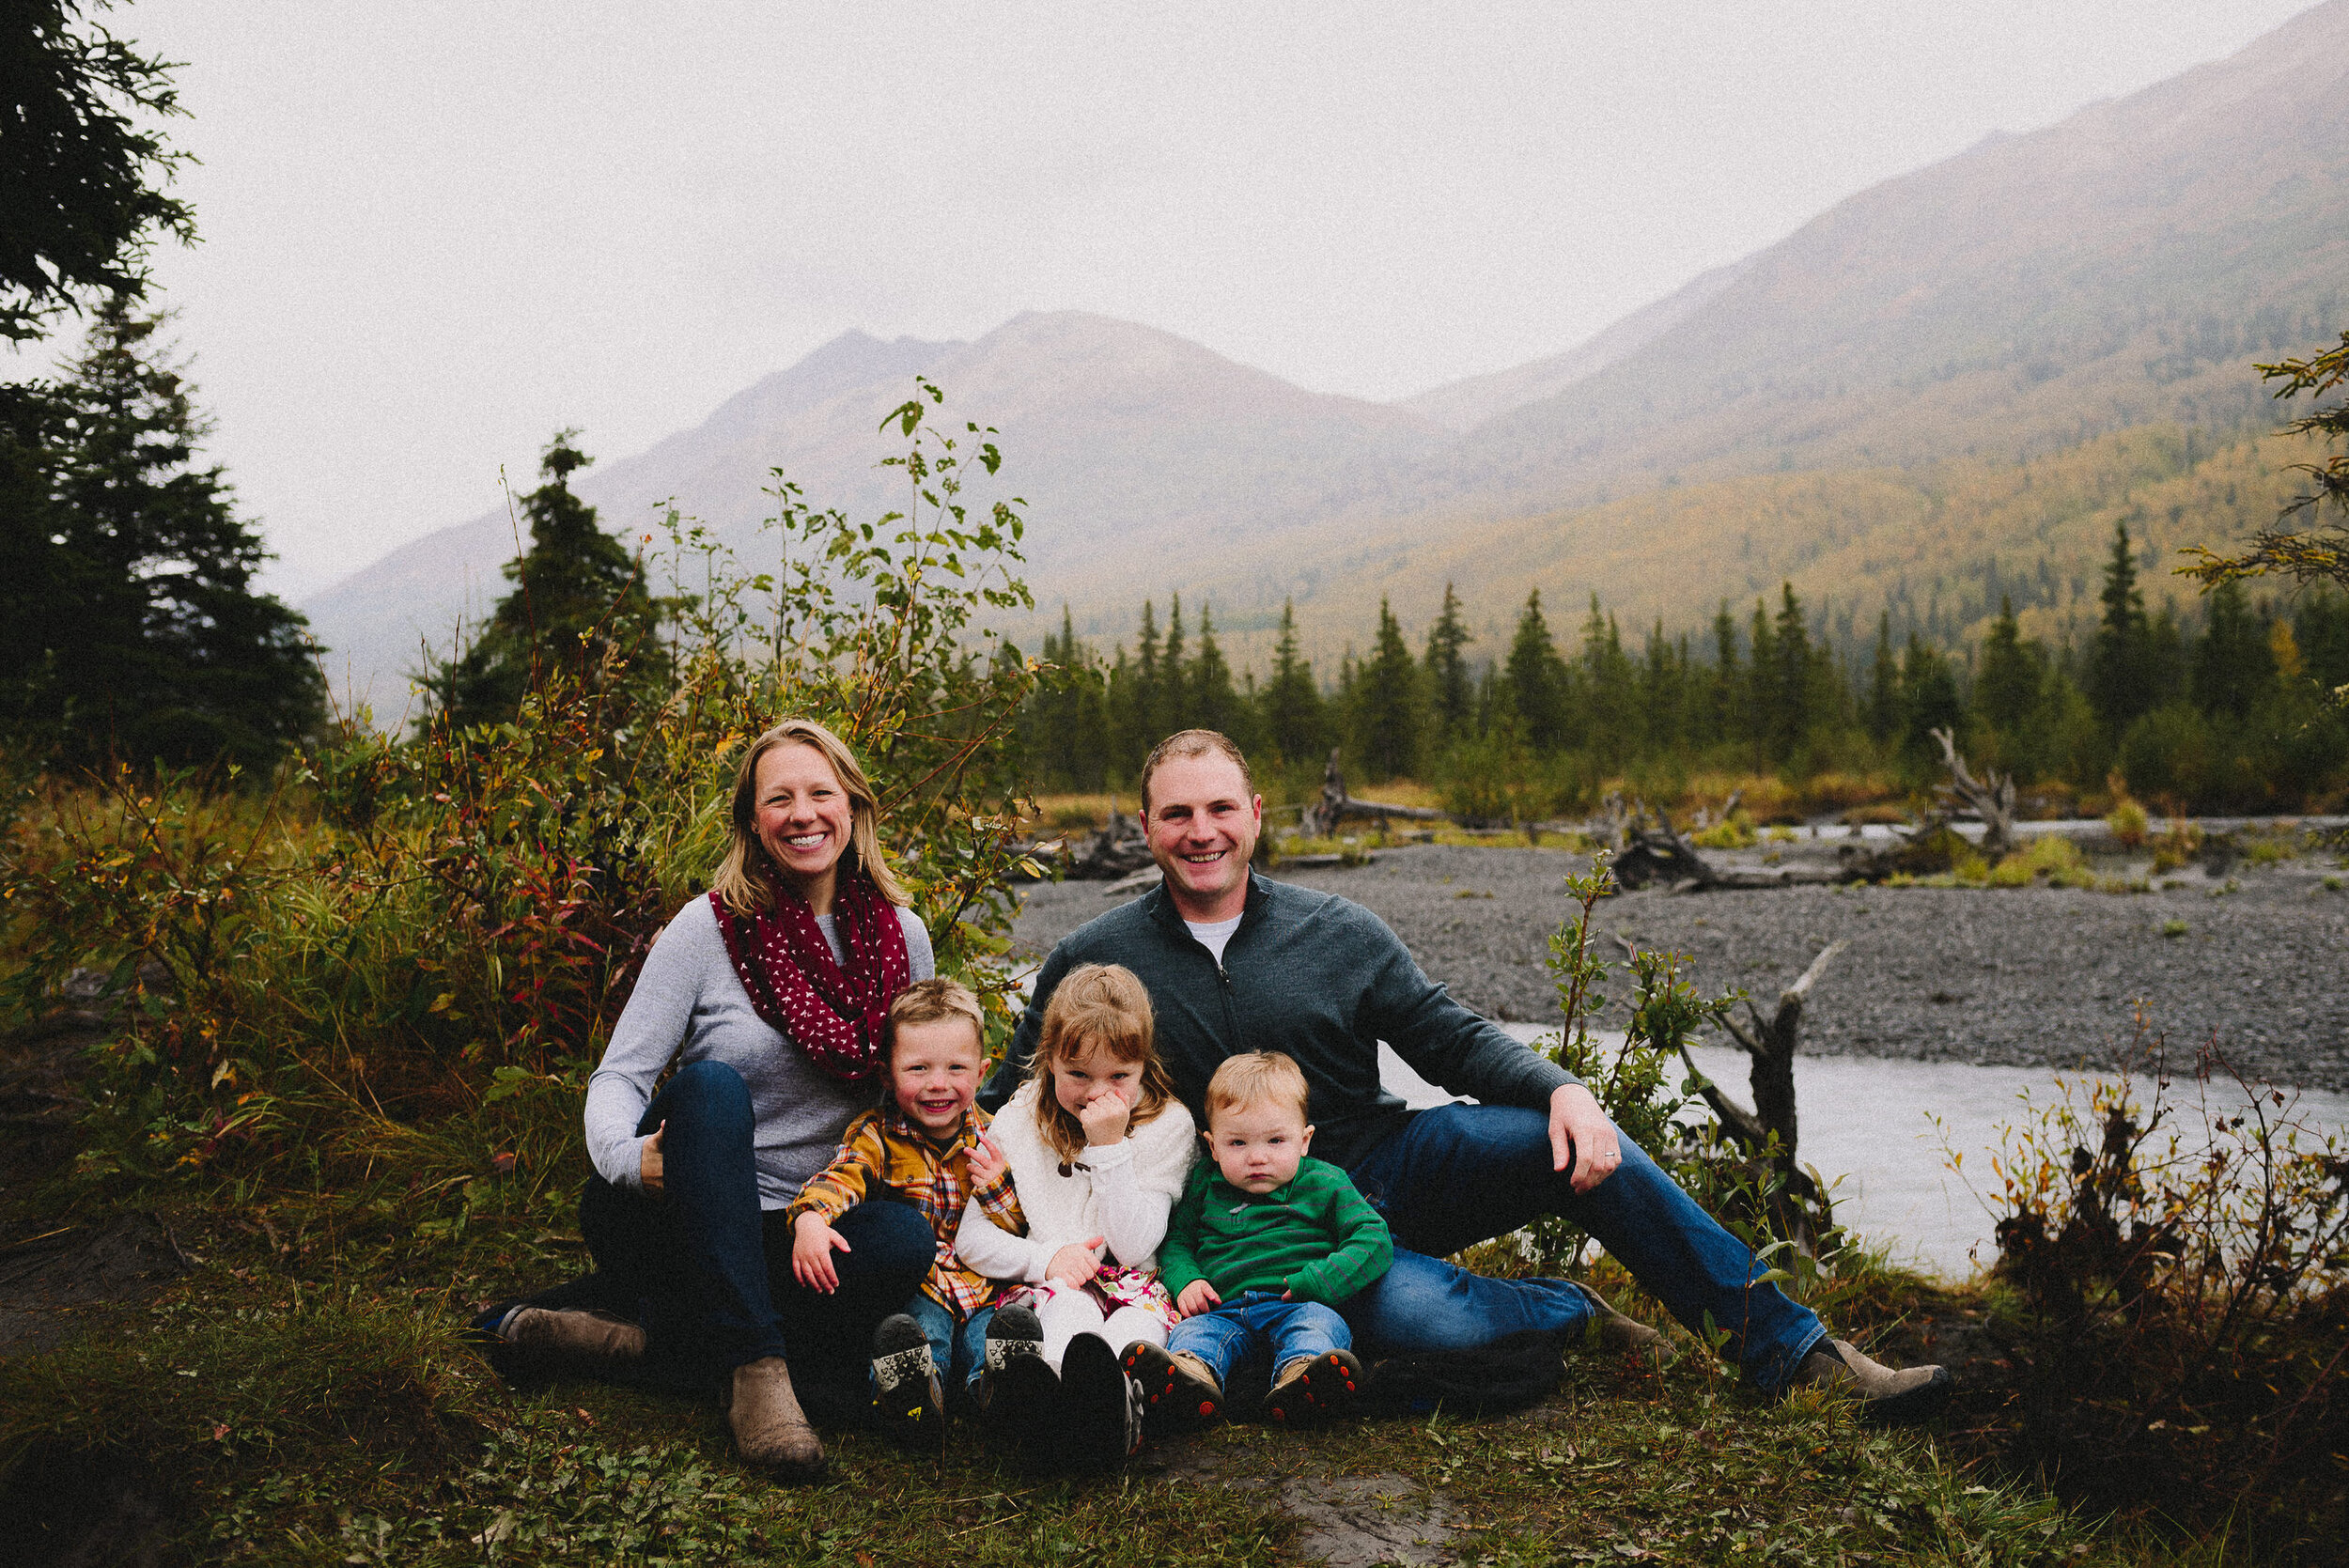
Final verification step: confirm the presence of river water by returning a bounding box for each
[1377,1026,2349,1280]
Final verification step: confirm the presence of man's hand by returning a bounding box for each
[1548,1083,1623,1194]
[1077,1087,1132,1147]
[1175,1280,1221,1319]
[639,1121,666,1197]
[968,1131,1007,1188]
[791,1212,851,1293]
[1046,1235,1105,1288]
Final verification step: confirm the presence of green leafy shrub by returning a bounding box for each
[0,384,1043,1192]
[2106,795,2150,848]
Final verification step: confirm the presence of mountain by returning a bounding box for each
[305,314,1442,706]
[1398,257,1753,433]
[1141,0,2349,665]
[307,1,2349,704]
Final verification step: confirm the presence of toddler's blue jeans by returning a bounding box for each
[1168,1289,1350,1388]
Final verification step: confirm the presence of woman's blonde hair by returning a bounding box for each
[1027,964,1175,1165]
[711,718,909,915]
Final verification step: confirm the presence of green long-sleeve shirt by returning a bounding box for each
[1159,1156,1394,1307]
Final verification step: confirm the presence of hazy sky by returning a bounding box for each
[10,0,2324,598]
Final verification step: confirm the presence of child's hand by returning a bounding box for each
[1176,1280,1221,1319]
[1077,1086,1132,1147]
[791,1212,851,1294]
[1046,1235,1105,1287]
[969,1132,1007,1188]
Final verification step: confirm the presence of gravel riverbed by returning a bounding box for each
[1011,842,2349,1093]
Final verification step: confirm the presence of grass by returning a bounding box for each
[0,1203,2112,1568]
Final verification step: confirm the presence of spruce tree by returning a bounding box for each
[1901,632,1964,762]
[2090,520,2156,731]
[1865,611,1901,743]
[1423,582,1475,737]
[1188,602,1242,739]
[1129,600,1161,755]
[2,298,322,768]
[1769,582,1815,760]
[1974,597,2045,737]
[1353,598,1425,781]
[1504,589,1568,752]
[1259,599,1327,767]
[1159,595,1188,736]
[425,430,656,730]
[2191,580,2276,719]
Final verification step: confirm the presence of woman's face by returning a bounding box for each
[1051,1039,1142,1119]
[753,741,855,902]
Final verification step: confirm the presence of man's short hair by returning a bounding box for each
[1139,729,1255,814]
[1204,1050,1310,1126]
[886,977,986,1056]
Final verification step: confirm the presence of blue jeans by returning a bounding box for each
[556,1060,935,1396]
[1344,1103,1828,1391]
[896,1293,992,1408]
[1169,1289,1350,1387]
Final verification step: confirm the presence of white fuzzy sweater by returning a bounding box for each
[953,1079,1197,1281]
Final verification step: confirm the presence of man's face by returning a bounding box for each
[1143,753,1261,916]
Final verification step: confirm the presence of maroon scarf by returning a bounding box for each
[710,872,910,1083]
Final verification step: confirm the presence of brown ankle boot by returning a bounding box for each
[727,1357,825,1481]
[1570,1283,1678,1367]
[501,1307,646,1369]
[1791,1339,1952,1424]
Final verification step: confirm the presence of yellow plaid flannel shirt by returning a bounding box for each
[787,1104,1025,1321]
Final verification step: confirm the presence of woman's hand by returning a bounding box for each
[1046,1234,1105,1288]
[968,1132,1007,1188]
[639,1121,666,1197]
[1175,1280,1221,1320]
[1077,1085,1132,1147]
[792,1211,851,1293]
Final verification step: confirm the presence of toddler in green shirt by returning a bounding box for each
[1121,1051,1392,1426]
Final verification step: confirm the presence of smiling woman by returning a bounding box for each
[469,718,937,1483]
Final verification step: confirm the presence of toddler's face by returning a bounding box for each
[889,1018,984,1140]
[1207,1098,1312,1193]
[1051,1039,1142,1119]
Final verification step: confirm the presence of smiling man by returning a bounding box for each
[985,730,1950,1422]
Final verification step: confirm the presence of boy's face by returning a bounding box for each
[1207,1098,1312,1193]
[889,1018,984,1140]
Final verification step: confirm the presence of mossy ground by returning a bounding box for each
[0,1173,2252,1568]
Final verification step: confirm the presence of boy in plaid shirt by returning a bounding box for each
[788,978,1022,1436]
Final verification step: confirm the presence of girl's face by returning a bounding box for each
[1051,1038,1142,1118]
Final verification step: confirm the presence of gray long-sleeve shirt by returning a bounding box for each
[981,872,1574,1169]
[584,894,934,1208]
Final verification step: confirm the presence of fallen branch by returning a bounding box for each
[1930,726,2017,856]
[1680,939,1847,1254]
[1299,750,1450,838]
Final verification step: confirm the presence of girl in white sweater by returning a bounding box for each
[957,963,1195,1466]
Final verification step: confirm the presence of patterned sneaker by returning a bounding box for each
[1122,1342,1223,1427]
[980,1306,1058,1458]
[869,1312,943,1443]
[1264,1349,1363,1424]
[1059,1332,1143,1470]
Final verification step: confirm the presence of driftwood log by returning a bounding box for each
[1298,750,1450,839]
[1928,726,2017,856]
[1061,797,1156,879]
[1680,939,1847,1254]
[1607,796,1843,893]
